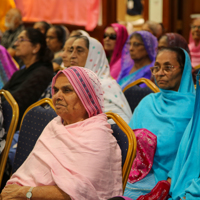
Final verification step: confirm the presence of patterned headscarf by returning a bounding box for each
[84,36,132,124]
[104,23,128,79]
[52,66,104,118]
[117,30,158,81]
[164,33,190,55]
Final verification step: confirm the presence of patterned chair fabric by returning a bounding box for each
[12,105,57,173]
[111,124,128,167]
[124,85,153,112]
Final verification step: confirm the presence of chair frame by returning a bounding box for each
[0,89,19,187]
[122,78,160,93]
[19,98,55,130]
[194,64,200,70]
[106,112,137,192]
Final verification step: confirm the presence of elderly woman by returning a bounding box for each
[168,71,200,200]
[115,47,195,200]
[103,23,128,80]
[69,35,132,124]
[158,33,190,54]
[117,31,158,90]
[3,27,54,127]
[189,18,200,67]
[1,67,122,200]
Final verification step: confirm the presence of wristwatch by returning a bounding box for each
[26,187,34,200]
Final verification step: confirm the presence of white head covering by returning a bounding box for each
[84,36,132,123]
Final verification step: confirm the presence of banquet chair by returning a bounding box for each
[12,98,57,173]
[123,78,160,112]
[0,89,19,187]
[106,112,136,193]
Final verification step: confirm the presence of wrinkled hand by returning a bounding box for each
[1,184,28,200]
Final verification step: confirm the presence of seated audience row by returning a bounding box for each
[110,47,195,200]
[1,67,123,200]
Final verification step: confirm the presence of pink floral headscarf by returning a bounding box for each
[52,66,104,117]
[105,23,128,80]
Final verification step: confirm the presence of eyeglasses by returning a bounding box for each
[15,38,30,43]
[191,25,200,30]
[150,65,180,75]
[103,33,117,40]
[128,42,144,47]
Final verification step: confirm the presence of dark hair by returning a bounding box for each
[74,35,89,49]
[38,21,51,35]
[157,47,185,69]
[51,25,67,48]
[25,27,54,62]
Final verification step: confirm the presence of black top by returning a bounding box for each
[3,61,54,128]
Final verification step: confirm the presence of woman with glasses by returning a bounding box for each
[115,47,195,200]
[189,18,200,67]
[103,23,128,80]
[3,27,54,128]
[117,31,158,90]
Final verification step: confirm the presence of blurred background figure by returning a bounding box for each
[3,28,54,128]
[117,31,158,90]
[142,21,164,40]
[0,0,16,35]
[33,21,51,36]
[158,33,190,54]
[0,45,18,89]
[189,18,200,68]
[46,25,68,72]
[1,8,24,57]
[103,23,128,80]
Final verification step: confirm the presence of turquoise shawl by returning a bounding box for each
[169,70,200,200]
[129,49,195,183]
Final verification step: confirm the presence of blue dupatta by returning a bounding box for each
[169,71,200,200]
[129,49,195,183]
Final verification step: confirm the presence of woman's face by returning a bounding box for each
[129,35,148,61]
[69,38,89,67]
[103,27,117,53]
[14,30,36,58]
[52,73,88,125]
[191,19,200,41]
[62,37,76,68]
[46,27,62,53]
[154,50,183,91]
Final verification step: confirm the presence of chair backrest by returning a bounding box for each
[12,98,57,173]
[123,78,160,112]
[106,112,137,193]
[0,89,19,187]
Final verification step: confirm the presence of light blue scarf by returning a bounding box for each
[129,49,195,183]
[169,70,200,200]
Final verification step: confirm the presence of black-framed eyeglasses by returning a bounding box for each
[103,33,117,40]
[191,25,200,30]
[150,65,180,75]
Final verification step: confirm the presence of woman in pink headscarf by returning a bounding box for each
[1,67,122,200]
[189,18,200,67]
[103,23,128,80]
